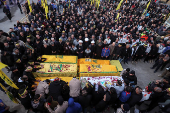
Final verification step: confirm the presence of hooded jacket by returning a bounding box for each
[66,98,82,113]
[35,81,49,98]
[49,80,62,101]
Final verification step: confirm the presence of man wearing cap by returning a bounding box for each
[18,88,32,110]
[77,40,84,58]
[59,34,67,43]
[89,40,96,58]
[84,38,90,50]
[43,38,51,45]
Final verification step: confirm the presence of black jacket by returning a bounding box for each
[127,91,142,107]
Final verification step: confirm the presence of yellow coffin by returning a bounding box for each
[41,55,78,64]
[33,63,77,77]
[79,64,119,77]
[78,58,110,65]
[110,60,123,72]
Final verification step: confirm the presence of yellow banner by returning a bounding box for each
[115,13,120,22]
[110,60,123,72]
[0,83,19,104]
[0,62,7,70]
[78,58,110,65]
[69,0,70,8]
[79,64,119,77]
[142,0,151,15]
[27,0,32,12]
[41,55,78,64]
[0,70,19,89]
[33,63,77,77]
[116,0,123,10]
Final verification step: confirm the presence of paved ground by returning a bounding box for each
[0,0,166,113]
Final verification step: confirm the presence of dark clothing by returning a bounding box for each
[127,91,143,107]
[20,94,32,109]
[49,80,66,101]
[95,100,107,112]
[42,46,51,55]
[122,74,137,85]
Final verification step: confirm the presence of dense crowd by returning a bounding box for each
[0,0,170,112]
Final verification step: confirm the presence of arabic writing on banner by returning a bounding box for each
[0,83,19,104]
[0,70,19,89]
[80,76,123,89]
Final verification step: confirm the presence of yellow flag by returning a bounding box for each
[0,83,19,104]
[115,13,120,22]
[116,0,123,10]
[27,0,32,12]
[0,70,19,89]
[41,0,44,8]
[142,0,151,15]
[69,0,70,8]
[45,6,48,19]
[0,62,7,70]
[91,0,92,5]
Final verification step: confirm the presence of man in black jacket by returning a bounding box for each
[127,86,143,108]
[123,70,137,88]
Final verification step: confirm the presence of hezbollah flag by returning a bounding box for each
[142,0,151,15]
[27,0,32,12]
[0,83,19,104]
[44,0,48,19]
[0,62,19,89]
[116,0,123,11]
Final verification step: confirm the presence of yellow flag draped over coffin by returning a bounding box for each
[0,70,19,89]
[41,55,78,64]
[33,63,77,77]
[110,60,123,72]
[0,83,19,104]
[78,58,110,65]
[79,64,119,77]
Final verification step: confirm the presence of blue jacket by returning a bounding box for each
[163,46,170,54]
[119,91,131,103]
[66,98,82,113]
[101,48,110,57]
[0,99,6,113]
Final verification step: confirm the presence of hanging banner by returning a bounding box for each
[0,62,7,70]
[0,83,19,104]
[116,0,123,11]
[27,0,32,12]
[0,70,19,89]
[142,0,151,15]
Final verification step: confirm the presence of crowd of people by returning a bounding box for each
[0,0,170,112]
